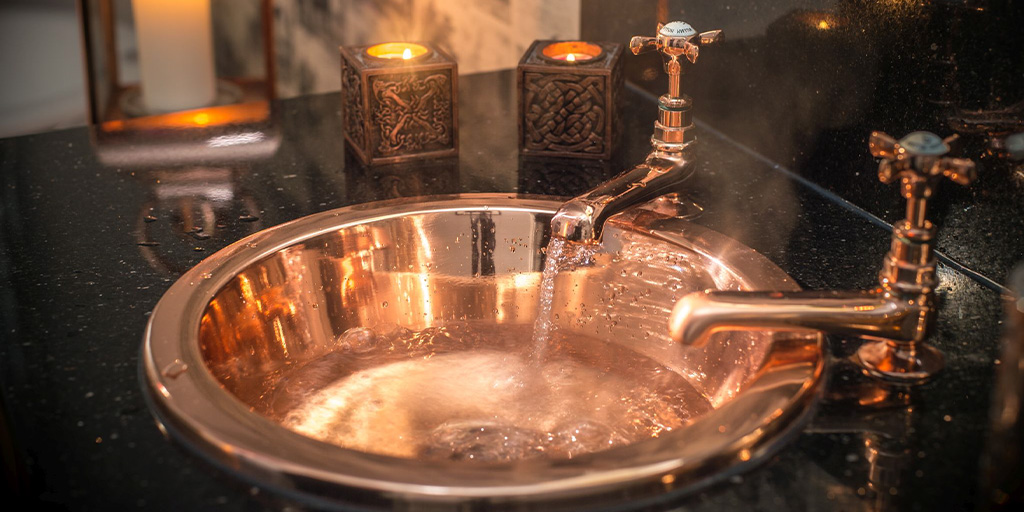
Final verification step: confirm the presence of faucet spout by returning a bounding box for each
[551,20,723,242]
[551,149,694,241]
[669,289,931,348]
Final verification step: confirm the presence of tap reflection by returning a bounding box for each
[343,149,459,202]
[980,264,1024,509]
[135,167,262,275]
[808,360,919,512]
[95,102,282,275]
[517,156,615,196]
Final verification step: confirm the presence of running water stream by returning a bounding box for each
[530,236,597,359]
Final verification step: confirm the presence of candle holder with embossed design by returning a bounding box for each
[340,42,459,165]
[518,40,623,159]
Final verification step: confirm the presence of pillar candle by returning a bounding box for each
[132,0,217,113]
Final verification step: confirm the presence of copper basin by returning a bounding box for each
[142,194,823,510]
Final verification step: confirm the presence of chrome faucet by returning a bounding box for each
[551,21,723,241]
[669,131,976,383]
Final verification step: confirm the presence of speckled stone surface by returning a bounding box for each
[0,68,1011,511]
[649,1,1024,291]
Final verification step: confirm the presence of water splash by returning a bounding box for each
[261,322,710,461]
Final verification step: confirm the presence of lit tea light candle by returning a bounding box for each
[365,42,430,61]
[132,0,217,113]
[541,41,603,64]
[341,41,457,165]
[517,39,623,159]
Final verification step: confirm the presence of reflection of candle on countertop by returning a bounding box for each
[132,0,217,113]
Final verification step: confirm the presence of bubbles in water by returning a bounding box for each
[548,420,629,458]
[336,327,377,353]
[374,323,413,346]
[423,422,546,462]
[255,323,711,462]
[210,224,756,464]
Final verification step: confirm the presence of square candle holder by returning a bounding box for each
[518,40,624,160]
[341,42,459,165]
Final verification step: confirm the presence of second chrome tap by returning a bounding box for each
[669,131,976,383]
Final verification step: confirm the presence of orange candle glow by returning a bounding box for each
[541,41,603,64]
[365,42,430,61]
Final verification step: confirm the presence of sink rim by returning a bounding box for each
[141,193,824,509]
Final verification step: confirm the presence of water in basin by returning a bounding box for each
[148,196,822,505]
[197,202,782,466]
[261,322,710,461]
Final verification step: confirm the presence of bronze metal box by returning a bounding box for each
[517,40,624,160]
[340,42,459,165]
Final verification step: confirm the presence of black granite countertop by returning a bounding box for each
[0,63,1015,511]
[621,1,1024,292]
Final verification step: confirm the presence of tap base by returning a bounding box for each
[855,337,944,384]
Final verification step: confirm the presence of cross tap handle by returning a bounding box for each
[870,130,976,229]
[629,21,723,99]
[849,131,977,384]
[871,131,977,186]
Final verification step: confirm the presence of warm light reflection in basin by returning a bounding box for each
[146,195,823,508]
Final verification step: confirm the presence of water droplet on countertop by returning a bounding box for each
[137,241,160,247]
[162,359,188,378]
[143,215,157,223]
[239,214,260,222]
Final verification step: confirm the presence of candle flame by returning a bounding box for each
[566,53,576,62]
[817,20,831,30]
[402,48,412,60]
